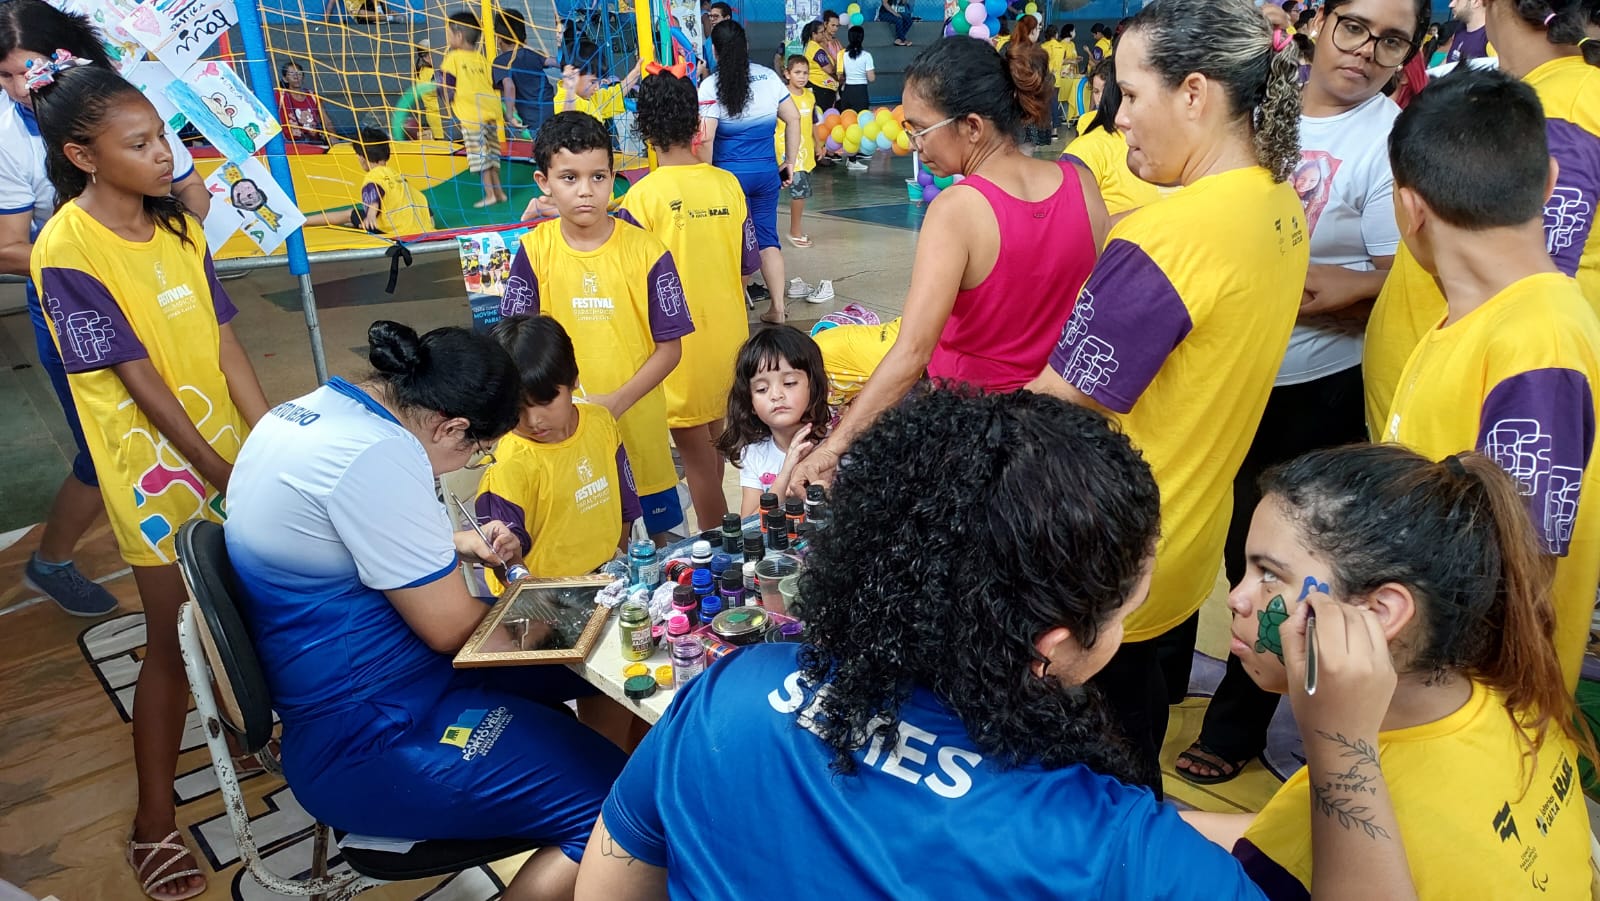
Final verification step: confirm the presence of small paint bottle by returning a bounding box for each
[666,611,692,640]
[784,498,805,538]
[765,514,791,557]
[742,532,764,565]
[628,539,660,589]
[671,637,706,688]
[759,492,780,532]
[699,591,723,626]
[710,553,733,577]
[692,567,716,611]
[618,600,652,662]
[690,540,714,570]
[743,561,760,596]
[663,560,691,584]
[671,584,698,626]
[805,483,831,531]
[700,528,723,552]
[720,567,744,609]
[721,513,743,559]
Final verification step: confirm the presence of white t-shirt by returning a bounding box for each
[843,51,875,85]
[1277,93,1401,386]
[0,94,196,238]
[737,436,787,492]
[698,66,794,168]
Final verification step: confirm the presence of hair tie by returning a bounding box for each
[1580,36,1595,48]
[1443,454,1468,478]
[645,60,689,79]
[1271,28,1292,52]
[1543,11,1557,26]
[24,49,89,93]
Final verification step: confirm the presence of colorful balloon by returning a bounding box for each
[826,137,842,152]
[894,131,911,151]
[830,125,845,142]
[845,123,862,142]
[850,12,863,24]
[934,174,955,189]
[841,110,858,126]
[964,4,985,24]
[917,168,934,186]
[862,120,880,140]
[952,15,970,33]
[969,22,989,39]
[921,184,940,202]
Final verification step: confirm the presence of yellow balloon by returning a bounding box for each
[843,140,860,154]
[844,123,863,142]
[831,125,845,143]
[894,132,910,150]
[883,122,903,140]
[862,120,880,140]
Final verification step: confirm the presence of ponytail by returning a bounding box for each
[1256,38,1303,182]
[1003,25,1051,127]
[711,19,753,117]
[846,24,864,58]
[1509,0,1600,67]
[903,37,1050,139]
[1262,445,1594,765]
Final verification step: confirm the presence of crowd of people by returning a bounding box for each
[9,0,1600,898]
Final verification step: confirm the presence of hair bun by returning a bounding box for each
[368,319,427,376]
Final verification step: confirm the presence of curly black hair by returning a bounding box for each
[635,71,700,153]
[795,385,1159,785]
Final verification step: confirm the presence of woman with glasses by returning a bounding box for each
[1175,0,1431,787]
[788,36,1108,492]
[225,320,632,901]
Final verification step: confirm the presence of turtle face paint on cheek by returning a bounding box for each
[1255,595,1289,663]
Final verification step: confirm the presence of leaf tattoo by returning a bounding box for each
[1315,730,1381,767]
[1311,782,1392,840]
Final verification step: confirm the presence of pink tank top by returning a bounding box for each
[926,159,1095,393]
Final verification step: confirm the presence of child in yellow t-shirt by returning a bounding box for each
[553,40,642,124]
[777,55,818,246]
[441,11,505,207]
[503,112,695,540]
[477,315,640,587]
[29,64,269,899]
[306,127,435,236]
[1376,70,1600,691]
[620,71,760,528]
[1188,444,1593,899]
[411,46,445,140]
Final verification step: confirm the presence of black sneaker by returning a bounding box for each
[747,282,772,302]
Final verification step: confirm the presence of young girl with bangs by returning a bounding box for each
[717,326,830,515]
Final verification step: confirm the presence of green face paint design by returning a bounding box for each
[1255,595,1289,663]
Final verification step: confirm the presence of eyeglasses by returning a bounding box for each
[905,116,957,150]
[1328,13,1416,68]
[463,443,497,471]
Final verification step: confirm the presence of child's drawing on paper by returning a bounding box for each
[165,60,279,161]
[204,158,306,254]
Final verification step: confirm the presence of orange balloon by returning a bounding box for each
[814,123,831,143]
[893,104,904,120]
[841,110,858,126]
[892,141,910,156]
[824,113,841,128]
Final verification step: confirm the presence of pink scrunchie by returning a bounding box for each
[1271,28,1292,52]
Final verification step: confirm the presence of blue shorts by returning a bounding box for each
[283,666,624,861]
[27,281,97,488]
[729,165,781,251]
[639,486,685,535]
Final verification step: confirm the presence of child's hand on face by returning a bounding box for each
[561,65,581,93]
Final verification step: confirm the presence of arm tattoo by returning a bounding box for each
[600,831,637,866]
[1309,730,1390,840]
[1315,730,1381,767]
[1310,781,1392,840]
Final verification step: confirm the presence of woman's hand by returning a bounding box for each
[1282,590,1396,740]
[455,520,522,568]
[1300,264,1381,318]
[786,442,839,499]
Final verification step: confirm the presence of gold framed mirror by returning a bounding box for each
[453,574,615,667]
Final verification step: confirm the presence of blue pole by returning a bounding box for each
[231,0,329,383]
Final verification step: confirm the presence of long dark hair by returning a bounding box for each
[711,19,753,117]
[1263,445,1591,759]
[0,0,113,70]
[368,320,521,441]
[846,24,865,58]
[904,36,1052,136]
[1505,0,1600,67]
[796,386,1159,785]
[32,65,192,248]
[1089,57,1120,135]
[715,326,829,465]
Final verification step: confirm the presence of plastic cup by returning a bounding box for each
[778,574,802,617]
[755,557,799,612]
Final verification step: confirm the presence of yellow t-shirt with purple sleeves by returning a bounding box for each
[1062,111,1166,217]
[1237,681,1591,899]
[476,402,642,590]
[501,219,694,496]
[617,164,761,428]
[1048,166,1309,642]
[1364,55,1600,439]
[360,163,435,236]
[1381,272,1600,691]
[440,48,501,127]
[32,202,247,566]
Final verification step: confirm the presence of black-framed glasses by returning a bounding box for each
[1328,13,1416,68]
[464,442,497,471]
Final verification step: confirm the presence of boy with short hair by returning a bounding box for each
[477,314,641,588]
[777,54,818,247]
[503,112,694,541]
[441,10,506,207]
[554,40,642,123]
[307,127,435,235]
[1381,68,1600,690]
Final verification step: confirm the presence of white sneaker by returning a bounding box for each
[845,159,869,172]
[786,277,815,298]
[806,280,835,303]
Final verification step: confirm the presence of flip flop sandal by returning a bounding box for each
[1174,741,1251,786]
[759,310,786,325]
[788,234,813,247]
[127,830,207,901]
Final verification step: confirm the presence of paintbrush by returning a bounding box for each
[447,490,530,583]
[1298,576,1325,697]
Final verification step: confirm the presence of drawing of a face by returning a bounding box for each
[230,178,265,211]
[204,91,238,126]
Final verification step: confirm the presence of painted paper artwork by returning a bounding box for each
[120,0,238,75]
[57,0,146,71]
[165,60,281,162]
[204,157,306,255]
[457,227,530,332]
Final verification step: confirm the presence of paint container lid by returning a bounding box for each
[623,662,650,679]
[712,607,769,645]
[721,567,742,590]
[743,533,764,555]
[692,568,714,590]
[667,613,691,637]
[710,553,733,574]
[806,484,826,503]
[699,529,722,549]
[722,513,742,531]
[624,674,658,699]
[691,540,713,562]
[673,584,695,606]
[765,620,805,643]
[760,492,779,511]
[784,498,804,515]
[655,665,675,689]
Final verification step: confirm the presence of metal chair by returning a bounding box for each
[174,520,539,899]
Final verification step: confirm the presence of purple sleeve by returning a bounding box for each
[37,267,148,373]
[501,246,541,318]
[1477,368,1597,556]
[361,182,385,209]
[1231,839,1309,901]
[441,72,457,89]
[1544,119,1599,279]
[616,444,643,524]
[204,252,238,325]
[476,491,533,555]
[615,208,642,228]
[646,250,695,342]
[740,215,761,276]
[1046,238,1192,414]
